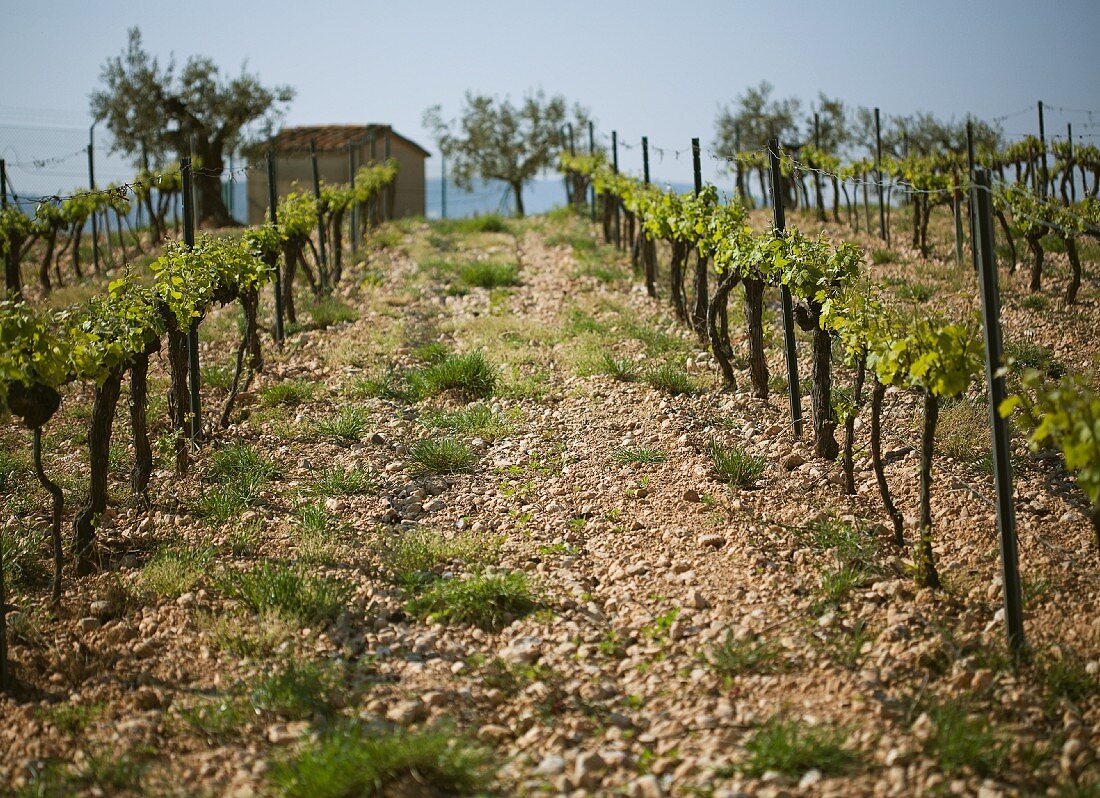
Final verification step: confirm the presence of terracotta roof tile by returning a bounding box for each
[271,125,430,157]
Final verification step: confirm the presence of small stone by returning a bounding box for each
[78,617,101,633]
[421,691,448,708]
[687,589,709,610]
[682,489,701,503]
[90,600,110,617]
[970,668,995,692]
[798,769,822,789]
[386,699,425,724]
[536,754,566,776]
[699,533,726,549]
[782,453,805,470]
[630,774,664,798]
[476,724,512,744]
[499,636,542,665]
[370,432,387,445]
[132,640,155,659]
[574,751,606,789]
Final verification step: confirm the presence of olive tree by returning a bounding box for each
[424,90,591,216]
[91,28,293,227]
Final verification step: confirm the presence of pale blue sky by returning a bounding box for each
[4,0,1100,188]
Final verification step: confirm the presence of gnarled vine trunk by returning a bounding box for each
[32,427,64,604]
[165,327,191,475]
[842,358,867,496]
[870,380,904,546]
[1027,233,1045,292]
[692,253,709,341]
[130,352,154,499]
[1065,236,1082,305]
[917,392,942,589]
[668,240,688,323]
[73,371,123,576]
[744,278,769,399]
[707,272,740,389]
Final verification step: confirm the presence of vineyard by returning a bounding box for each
[0,112,1099,797]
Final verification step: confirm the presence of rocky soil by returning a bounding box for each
[0,210,1097,797]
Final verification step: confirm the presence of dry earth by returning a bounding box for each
[0,209,1098,797]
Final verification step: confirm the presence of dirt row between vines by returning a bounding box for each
[1,213,1097,797]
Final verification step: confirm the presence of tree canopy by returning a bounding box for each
[90,28,294,226]
[424,90,592,216]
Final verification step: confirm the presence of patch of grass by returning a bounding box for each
[415,351,497,399]
[611,447,667,465]
[710,634,786,680]
[204,609,296,659]
[412,341,451,364]
[210,442,282,482]
[460,261,519,289]
[408,436,478,475]
[309,465,377,497]
[374,527,498,588]
[1005,338,1065,378]
[896,281,936,302]
[294,501,338,563]
[624,321,687,354]
[269,722,494,798]
[201,363,234,390]
[739,716,857,777]
[591,352,638,382]
[307,296,359,328]
[1,525,48,591]
[800,517,882,613]
[369,227,404,249]
[819,618,872,669]
[645,362,697,396]
[249,660,340,719]
[217,562,351,625]
[193,476,265,524]
[579,262,626,283]
[139,544,213,597]
[40,702,106,735]
[922,701,1008,776]
[421,403,511,440]
[936,398,990,466]
[872,248,898,264]
[1037,648,1095,707]
[434,214,508,234]
[406,571,538,630]
[313,405,371,442]
[708,440,765,487]
[546,230,597,252]
[1019,293,1049,312]
[262,379,316,407]
[68,748,149,793]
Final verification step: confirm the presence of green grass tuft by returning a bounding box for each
[406,571,538,630]
[740,716,857,777]
[262,380,316,407]
[309,465,378,497]
[307,296,359,328]
[408,437,478,475]
[645,362,697,395]
[139,545,213,597]
[611,447,668,465]
[421,403,511,440]
[710,634,786,680]
[373,528,498,588]
[922,701,1008,776]
[415,351,498,399]
[708,440,765,487]
[217,562,351,625]
[460,261,519,289]
[270,722,494,798]
[313,406,371,442]
[210,442,282,482]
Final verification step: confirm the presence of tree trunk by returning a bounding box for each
[31,426,64,605]
[842,357,867,496]
[744,277,769,399]
[511,182,525,218]
[39,229,58,293]
[995,209,1016,272]
[1027,233,1045,292]
[331,209,345,285]
[73,371,123,576]
[668,240,688,323]
[707,271,740,389]
[1090,496,1100,554]
[221,290,262,428]
[644,238,657,299]
[917,391,942,589]
[1065,236,1081,305]
[814,173,826,222]
[4,235,23,300]
[871,380,904,546]
[692,253,709,341]
[281,241,299,324]
[129,352,154,500]
[801,303,839,460]
[830,175,841,222]
[165,327,190,475]
[191,144,235,228]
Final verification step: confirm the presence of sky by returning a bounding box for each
[4,0,1100,193]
